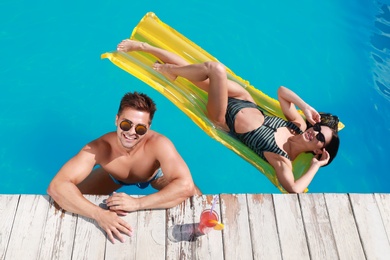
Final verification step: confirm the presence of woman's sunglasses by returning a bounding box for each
[119,119,148,135]
[313,123,325,143]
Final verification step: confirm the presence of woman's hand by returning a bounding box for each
[312,149,330,167]
[303,106,321,125]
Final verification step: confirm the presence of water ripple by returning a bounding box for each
[371,2,390,101]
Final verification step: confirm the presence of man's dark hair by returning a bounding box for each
[118,92,157,124]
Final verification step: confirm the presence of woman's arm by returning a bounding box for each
[277,86,320,130]
[269,151,330,193]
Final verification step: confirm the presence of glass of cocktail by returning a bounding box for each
[198,209,219,234]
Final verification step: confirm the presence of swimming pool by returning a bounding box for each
[1,0,389,194]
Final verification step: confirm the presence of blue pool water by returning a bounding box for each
[1,0,390,195]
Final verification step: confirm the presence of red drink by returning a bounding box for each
[198,209,219,234]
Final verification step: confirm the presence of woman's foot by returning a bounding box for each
[153,61,178,81]
[117,39,146,52]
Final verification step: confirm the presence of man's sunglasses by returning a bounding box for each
[313,123,325,143]
[119,119,148,135]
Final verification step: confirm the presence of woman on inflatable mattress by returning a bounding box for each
[117,39,340,193]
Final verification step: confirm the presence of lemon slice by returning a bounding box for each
[208,220,225,230]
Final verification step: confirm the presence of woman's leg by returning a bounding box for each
[154,61,230,126]
[118,40,254,126]
[117,39,190,66]
[117,39,253,101]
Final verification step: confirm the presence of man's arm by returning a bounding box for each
[47,144,132,243]
[106,135,197,212]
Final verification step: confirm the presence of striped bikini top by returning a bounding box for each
[226,98,303,162]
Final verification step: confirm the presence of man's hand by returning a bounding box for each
[94,209,133,244]
[106,192,140,212]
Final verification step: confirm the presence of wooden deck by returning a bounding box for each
[1,194,390,260]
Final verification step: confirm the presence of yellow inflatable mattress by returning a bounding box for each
[102,12,344,193]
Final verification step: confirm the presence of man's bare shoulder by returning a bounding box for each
[144,130,177,154]
[145,130,173,145]
[82,132,116,153]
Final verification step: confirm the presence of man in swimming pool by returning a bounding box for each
[47,92,200,243]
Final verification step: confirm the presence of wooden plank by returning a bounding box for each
[324,193,365,259]
[4,195,50,260]
[375,194,390,242]
[37,197,77,260]
[71,195,107,260]
[299,193,338,260]
[0,195,19,260]
[105,195,138,259]
[247,194,281,260]
[220,194,253,260]
[2,193,390,260]
[273,194,310,260]
[134,207,166,259]
[193,195,224,260]
[166,197,195,260]
[350,193,390,260]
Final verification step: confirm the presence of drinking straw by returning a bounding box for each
[210,195,218,215]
